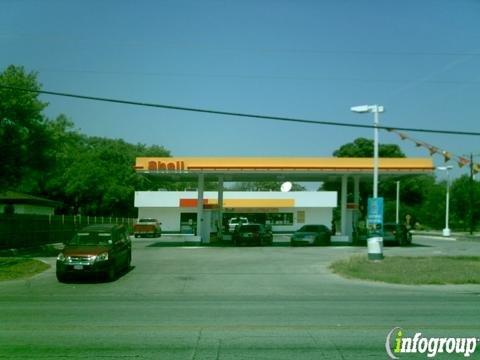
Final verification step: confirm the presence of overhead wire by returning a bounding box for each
[1,84,480,137]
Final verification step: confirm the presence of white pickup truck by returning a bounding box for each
[228,217,249,232]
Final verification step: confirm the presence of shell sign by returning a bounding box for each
[148,160,186,172]
[135,159,186,172]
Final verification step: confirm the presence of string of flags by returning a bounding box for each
[386,129,480,174]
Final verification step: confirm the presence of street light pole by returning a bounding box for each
[351,104,385,260]
[396,181,400,224]
[350,105,384,198]
[437,166,452,237]
[373,106,379,198]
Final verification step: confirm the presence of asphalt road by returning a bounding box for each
[0,236,479,359]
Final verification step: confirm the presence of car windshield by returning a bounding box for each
[299,225,324,232]
[230,218,247,224]
[139,219,156,223]
[69,232,112,246]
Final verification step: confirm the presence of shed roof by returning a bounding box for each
[0,191,61,207]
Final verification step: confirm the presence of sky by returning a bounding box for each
[2,0,480,183]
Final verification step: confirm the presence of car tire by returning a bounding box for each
[56,272,67,283]
[106,266,116,282]
[126,251,132,269]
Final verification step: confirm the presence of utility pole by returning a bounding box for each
[469,153,474,235]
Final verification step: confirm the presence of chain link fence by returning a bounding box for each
[0,214,136,250]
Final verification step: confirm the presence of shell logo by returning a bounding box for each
[148,160,186,172]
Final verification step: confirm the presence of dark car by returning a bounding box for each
[382,222,412,246]
[290,224,331,246]
[56,224,132,282]
[233,224,273,246]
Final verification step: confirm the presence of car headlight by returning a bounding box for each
[57,253,65,262]
[95,252,109,262]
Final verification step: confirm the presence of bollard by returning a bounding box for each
[367,236,384,260]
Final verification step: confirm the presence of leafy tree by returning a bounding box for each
[450,175,480,231]
[381,174,438,226]
[0,65,180,217]
[57,136,171,216]
[324,137,406,214]
[0,65,51,188]
[333,137,405,158]
[323,137,441,225]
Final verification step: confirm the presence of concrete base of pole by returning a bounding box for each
[442,228,451,237]
[367,237,384,260]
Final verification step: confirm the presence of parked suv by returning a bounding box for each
[56,224,132,282]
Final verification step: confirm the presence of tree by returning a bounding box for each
[380,174,437,225]
[57,136,171,216]
[0,65,179,217]
[323,137,439,225]
[450,175,480,231]
[324,137,406,207]
[0,65,51,188]
[23,114,173,216]
[333,137,405,158]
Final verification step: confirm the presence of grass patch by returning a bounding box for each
[330,255,480,285]
[0,244,63,258]
[0,258,50,281]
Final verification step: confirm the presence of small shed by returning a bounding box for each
[0,191,61,216]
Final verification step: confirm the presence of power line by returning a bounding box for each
[1,84,480,137]
[30,67,480,85]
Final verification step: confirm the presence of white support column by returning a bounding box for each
[340,175,348,236]
[354,176,360,224]
[218,176,224,240]
[354,176,360,206]
[196,173,205,242]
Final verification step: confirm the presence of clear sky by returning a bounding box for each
[2,0,480,181]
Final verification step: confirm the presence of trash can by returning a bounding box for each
[367,236,384,260]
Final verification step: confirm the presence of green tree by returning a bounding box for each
[0,65,51,188]
[323,137,406,213]
[333,137,405,158]
[323,137,444,227]
[381,174,438,226]
[450,175,480,231]
[29,115,172,216]
[59,136,171,216]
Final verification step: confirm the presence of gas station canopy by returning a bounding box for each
[134,157,435,181]
[134,157,435,243]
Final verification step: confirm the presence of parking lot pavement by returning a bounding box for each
[0,235,479,359]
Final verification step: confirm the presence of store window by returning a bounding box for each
[297,211,305,224]
[265,213,293,226]
[180,213,197,234]
[223,212,293,226]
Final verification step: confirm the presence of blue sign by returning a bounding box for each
[367,197,384,226]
